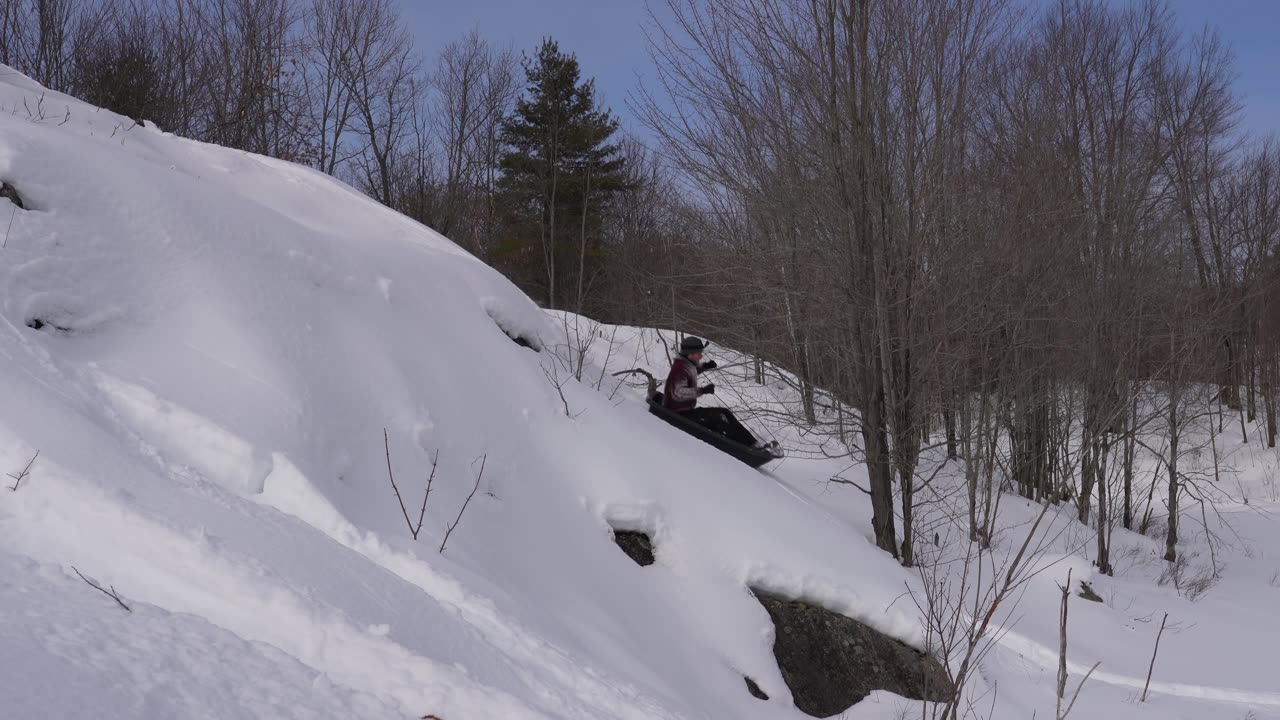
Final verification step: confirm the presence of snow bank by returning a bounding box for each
[0,66,921,719]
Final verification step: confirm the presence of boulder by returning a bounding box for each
[1,181,23,210]
[752,589,952,717]
[611,530,654,567]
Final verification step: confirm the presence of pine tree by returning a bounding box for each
[499,39,625,311]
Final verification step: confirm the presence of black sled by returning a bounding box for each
[648,392,783,468]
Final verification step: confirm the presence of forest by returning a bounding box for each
[7,0,1278,574]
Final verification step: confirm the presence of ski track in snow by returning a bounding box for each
[995,626,1280,708]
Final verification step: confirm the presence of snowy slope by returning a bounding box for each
[560,314,1280,720]
[4,64,1280,720]
[0,67,927,719]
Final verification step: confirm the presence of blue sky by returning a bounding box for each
[401,0,1278,139]
[1154,0,1280,138]
[402,0,661,134]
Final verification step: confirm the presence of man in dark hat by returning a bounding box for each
[662,336,770,448]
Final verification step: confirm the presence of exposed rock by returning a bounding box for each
[753,589,952,718]
[26,318,72,334]
[744,676,769,701]
[0,181,23,210]
[509,333,537,350]
[611,530,654,567]
[1078,580,1103,603]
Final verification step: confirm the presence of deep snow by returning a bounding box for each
[1,65,1279,720]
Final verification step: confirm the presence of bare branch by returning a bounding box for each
[1059,662,1100,719]
[439,454,485,554]
[7,450,38,491]
[72,566,132,612]
[384,429,435,540]
[417,450,439,538]
[611,367,658,397]
[1141,612,1169,703]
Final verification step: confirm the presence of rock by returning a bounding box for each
[752,589,952,718]
[1077,580,1103,603]
[26,318,71,334]
[509,333,537,350]
[744,675,769,701]
[0,181,23,210]
[611,529,654,567]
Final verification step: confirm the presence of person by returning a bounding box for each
[662,336,773,449]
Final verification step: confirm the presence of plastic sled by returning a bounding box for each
[648,392,783,468]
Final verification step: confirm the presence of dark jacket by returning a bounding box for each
[663,356,702,411]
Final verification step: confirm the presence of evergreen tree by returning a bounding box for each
[499,38,625,311]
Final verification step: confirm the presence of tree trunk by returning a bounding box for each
[1246,335,1257,422]
[1095,435,1111,575]
[944,405,957,460]
[1222,337,1240,410]
[1123,390,1137,529]
[899,462,914,567]
[1077,430,1093,525]
[1264,356,1277,448]
[862,370,899,559]
[962,390,979,542]
[575,162,593,316]
[546,163,559,309]
[1165,392,1179,563]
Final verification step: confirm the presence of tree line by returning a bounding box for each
[638,0,1280,572]
[1,0,641,316]
[7,0,1279,575]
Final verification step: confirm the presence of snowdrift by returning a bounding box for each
[0,67,924,719]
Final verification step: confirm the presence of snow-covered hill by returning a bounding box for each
[0,67,920,720]
[2,66,1279,720]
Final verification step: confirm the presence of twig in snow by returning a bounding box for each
[58,107,70,126]
[439,454,485,554]
[593,324,622,390]
[541,363,577,418]
[383,429,437,540]
[72,566,132,612]
[7,449,37,491]
[1141,612,1168,702]
[416,450,438,538]
[2,203,16,249]
[1055,568,1071,718]
[1058,661,1099,719]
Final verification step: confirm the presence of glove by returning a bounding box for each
[699,383,716,395]
[700,360,718,371]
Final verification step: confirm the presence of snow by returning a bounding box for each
[1,64,1279,720]
[554,316,1280,719]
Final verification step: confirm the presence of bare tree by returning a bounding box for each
[302,0,358,174]
[427,30,513,241]
[338,0,418,205]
